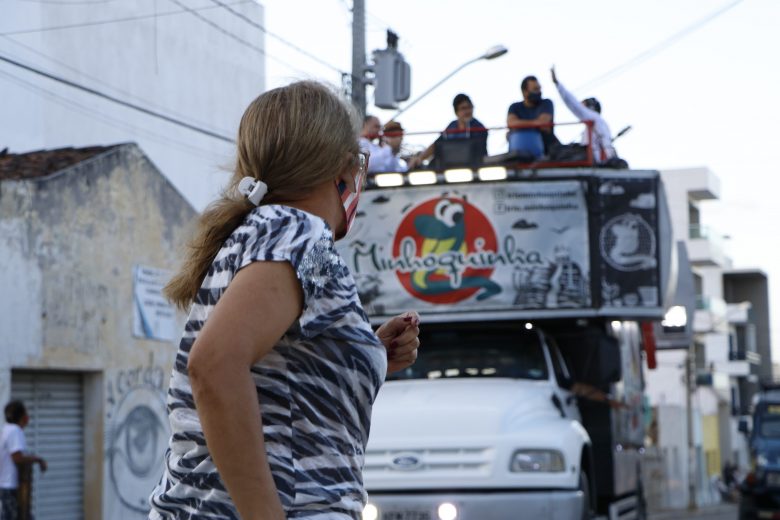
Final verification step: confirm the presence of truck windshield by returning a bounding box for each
[758,404,780,438]
[759,417,780,438]
[387,328,548,381]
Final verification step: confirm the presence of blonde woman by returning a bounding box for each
[149,81,420,520]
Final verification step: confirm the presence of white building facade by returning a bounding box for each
[0,0,266,209]
[645,167,761,509]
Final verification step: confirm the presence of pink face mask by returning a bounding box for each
[335,153,368,238]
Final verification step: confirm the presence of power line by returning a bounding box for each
[208,0,347,76]
[0,66,220,160]
[1,0,253,36]
[17,0,120,5]
[165,0,312,78]
[576,0,744,91]
[0,53,235,143]
[0,34,233,136]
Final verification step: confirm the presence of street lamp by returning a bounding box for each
[388,44,508,122]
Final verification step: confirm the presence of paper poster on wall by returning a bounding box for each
[133,265,177,342]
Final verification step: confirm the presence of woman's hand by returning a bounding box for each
[375,311,421,375]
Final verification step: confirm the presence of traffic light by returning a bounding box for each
[372,31,411,109]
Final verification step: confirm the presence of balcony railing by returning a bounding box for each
[689,224,726,245]
[695,295,727,314]
[728,350,761,363]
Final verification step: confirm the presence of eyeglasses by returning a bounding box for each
[357,151,370,174]
[355,151,369,188]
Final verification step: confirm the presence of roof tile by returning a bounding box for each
[0,145,116,180]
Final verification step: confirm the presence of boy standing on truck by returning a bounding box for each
[551,67,616,164]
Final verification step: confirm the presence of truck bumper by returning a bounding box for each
[366,489,584,520]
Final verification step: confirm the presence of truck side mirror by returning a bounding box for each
[738,417,750,436]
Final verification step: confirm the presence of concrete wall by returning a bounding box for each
[0,1,266,210]
[0,144,196,519]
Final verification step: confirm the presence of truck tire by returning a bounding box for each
[579,470,593,520]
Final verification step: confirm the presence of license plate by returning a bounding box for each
[381,510,431,520]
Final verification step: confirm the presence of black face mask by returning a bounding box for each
[528,92,543,103]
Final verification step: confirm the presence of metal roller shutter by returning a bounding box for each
[11,371,84,520]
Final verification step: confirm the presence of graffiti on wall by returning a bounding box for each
[106,352,169,514]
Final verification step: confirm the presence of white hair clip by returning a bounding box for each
[238,176,268,206]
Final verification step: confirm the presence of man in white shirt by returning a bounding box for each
[1,401,47,520]
[368,121,408,173]
[359,116,407,174]
[551,67,616,164]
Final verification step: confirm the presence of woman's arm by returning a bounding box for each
[188,261,303,520]
[507,112,552,129]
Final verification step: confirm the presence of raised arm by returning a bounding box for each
[552,67,599,122]
[187,261,302,520]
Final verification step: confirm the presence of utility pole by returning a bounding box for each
[685,342,697,511]
[351,0,366,117]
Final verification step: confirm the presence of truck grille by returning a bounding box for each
[364,447,494,476]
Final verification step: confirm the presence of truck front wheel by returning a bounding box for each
[579,470,593,520]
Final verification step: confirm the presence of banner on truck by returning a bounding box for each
[338,180,592,318]
[594,177,661,313]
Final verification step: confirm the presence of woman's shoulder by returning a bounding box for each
[232,204,335,270]
[242,205,331,241]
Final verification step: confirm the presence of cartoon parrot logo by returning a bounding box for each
[394,197,501,304]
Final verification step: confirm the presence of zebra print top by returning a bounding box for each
[149,205,387,519]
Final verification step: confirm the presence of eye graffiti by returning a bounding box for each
[106,356,169,515]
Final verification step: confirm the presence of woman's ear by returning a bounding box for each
[336,155,358,194]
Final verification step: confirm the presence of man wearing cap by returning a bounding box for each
[367,121,408,173]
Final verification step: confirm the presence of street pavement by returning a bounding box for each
[649,503,737,520]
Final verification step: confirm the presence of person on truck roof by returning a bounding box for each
[149,81,421,520]
[507,75,558,159]
[359,115,381,152]
[550,66,617,164]
[368,121,409,173]
[408,93,488,169]
[361,116,408,173]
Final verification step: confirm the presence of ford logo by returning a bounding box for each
[390,453,422,471]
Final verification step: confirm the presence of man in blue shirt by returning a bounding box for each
[409,93,488,168]
[507,75,556,159]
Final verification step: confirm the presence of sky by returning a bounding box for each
[255,0,780,358]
